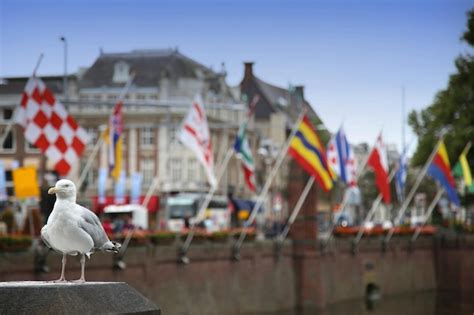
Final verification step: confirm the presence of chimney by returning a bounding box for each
[244,62,254,78]
[295,85,304,101]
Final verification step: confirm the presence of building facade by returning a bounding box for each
[0,49,255,205]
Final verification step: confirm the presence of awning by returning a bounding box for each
[92,195,159,213]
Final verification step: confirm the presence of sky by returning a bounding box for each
[0,0,472,154]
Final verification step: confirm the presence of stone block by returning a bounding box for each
[0,281,160,315]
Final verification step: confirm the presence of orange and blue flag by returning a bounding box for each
[107,101,124,180]
[427,141,460,206]
[288,116,333,192]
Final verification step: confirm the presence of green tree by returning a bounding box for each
[408,9,474,167]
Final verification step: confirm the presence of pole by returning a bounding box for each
[411,188,444,243]
[233,109,307,258]
[77,74,134,193]
[277,176,315,243]
[76,132,105,192]
[181,147,234,253]
[384,139,442,244]
[353,167,398,245]
[402,86,406,151]
[60,37,68,102]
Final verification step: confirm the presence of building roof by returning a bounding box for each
[0,76,68,95]
[239,62,330,138]
[79,48,219,89]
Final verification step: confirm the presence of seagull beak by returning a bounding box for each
[48,187,57,195]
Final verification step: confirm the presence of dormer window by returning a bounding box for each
[113,61,130,83]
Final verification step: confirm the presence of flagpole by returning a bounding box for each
[0,54,44,150]
[461,141,472,159]
[384,139,442,245]
[76,129,105,192]
[179,147,234,256]
[322,138,372,247]
[277,176,315,243]
[353,166,398,246]
[411,188,444,243]
[232,109,307,260]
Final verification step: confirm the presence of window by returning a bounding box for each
[0,108,14,121]
[169,126,178,145]
[141,158,154,186]
[112,61,130,83]
[1,129,15,152]
[107,94,117,101]
[136,94,146,101]
[169,158,182,182]
[187,158,196,181]
[141,127,154,147]
[25,139,39,152]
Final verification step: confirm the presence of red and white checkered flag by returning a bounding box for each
[15,76,89,175]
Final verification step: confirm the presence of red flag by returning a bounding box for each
[367,134,391,204]
[15,76,89,175]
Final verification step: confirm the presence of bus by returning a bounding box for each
[161,193,230,232]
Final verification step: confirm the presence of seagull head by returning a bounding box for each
[48,179,76,202]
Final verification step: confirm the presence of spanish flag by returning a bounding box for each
[288,116,333,192]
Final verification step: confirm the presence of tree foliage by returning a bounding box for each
[408,9,474,167]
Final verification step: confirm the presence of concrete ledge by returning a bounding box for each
[0,281,160,315]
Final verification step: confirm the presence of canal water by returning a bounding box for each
[244,290,473,315]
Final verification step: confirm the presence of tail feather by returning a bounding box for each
[102,241,122,254]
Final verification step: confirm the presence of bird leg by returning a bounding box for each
[52,254,67,282]
[72,254,86,283]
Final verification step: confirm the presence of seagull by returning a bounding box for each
[41,179,121,282]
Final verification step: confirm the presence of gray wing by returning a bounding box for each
[40,225,52,249]
[76,204,110,249]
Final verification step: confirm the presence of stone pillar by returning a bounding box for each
[288,159,326,309]
[128,128,137,174]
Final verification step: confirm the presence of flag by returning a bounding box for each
[130,172,142,204]
[106,100,124,180]
[327,127,357,186]
[367,134,391,204]
[288,115,333,192]
[233,95,259,192]
[178,95,216,187]
[427,141,460,206]
[15,76,88,175]
[114,171,126,204]
[97,168,108,204]
[234,122,256,192]
[453,143,472,191]
[395,148,408,203]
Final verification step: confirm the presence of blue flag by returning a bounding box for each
[395,149,408,203]
[114,171,127,204]
[130,172,142,204]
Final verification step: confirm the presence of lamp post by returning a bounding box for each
[60,36,68,103]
